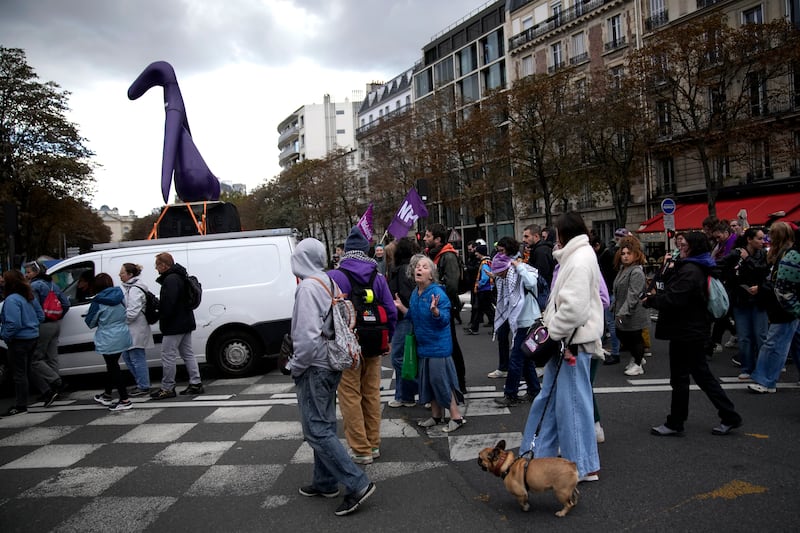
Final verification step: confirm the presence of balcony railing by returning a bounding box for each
[508,0,611,52]
[645,10,669,31]
[697,0,723,8]
[548,61,566,74]
[604,36,627,52]
[569,52,589,65]
[278,124,299,145]
[355,104,411,137]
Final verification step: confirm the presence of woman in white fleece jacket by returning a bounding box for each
[519,212,603,483]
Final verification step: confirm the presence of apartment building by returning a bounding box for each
[276,94,363,171]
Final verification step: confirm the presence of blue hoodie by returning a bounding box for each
[0,293,44,341]
[85,286,132,354]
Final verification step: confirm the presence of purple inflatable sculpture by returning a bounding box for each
[128,61,221,203]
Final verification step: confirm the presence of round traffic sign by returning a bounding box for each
[661,198,676,215]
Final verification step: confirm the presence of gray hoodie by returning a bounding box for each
[289,238,335,377]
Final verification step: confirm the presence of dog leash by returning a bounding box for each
[523,328,578,459]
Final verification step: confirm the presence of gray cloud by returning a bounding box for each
[1,0,486,88]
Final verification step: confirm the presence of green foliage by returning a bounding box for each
[0,47,98,261]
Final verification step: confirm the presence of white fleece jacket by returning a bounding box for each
[544,234,604,356]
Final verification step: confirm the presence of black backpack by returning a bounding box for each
[185,275,202,310]
[133,285,160,324]
[342,269,390,357]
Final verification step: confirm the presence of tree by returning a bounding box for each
[573,73,654,229]
[628,14,800,217]
[0,47,97,260]
[499,69,577,227]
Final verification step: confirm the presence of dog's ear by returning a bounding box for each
[496,440,506,451]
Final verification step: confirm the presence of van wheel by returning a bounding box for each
[212,330,260,377]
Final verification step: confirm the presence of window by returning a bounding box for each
[483,62,506,91]
[742,5,763,25]
[793,62,800,108]
[459,73,480,103]
[748,71,768,116]
[336,129,345,135]
[571,32,587,64]
[708,85,726,115]
[713,152,730,181]
[574,78,587,106]
[656,101,671,137]
[335,109,345,115]
[415,68,433,97]
[750,139,772,181]
[457,44,478,77]
[609,65,624,90]
[657,157,675,194]
[608,15,622,46]
[521,55,534,77]
[551,42,563,71]
[481,30,503,64]
[522,16,533,30]
[552,2,562,25]
[406,95,411,106]
[435,56,454,86]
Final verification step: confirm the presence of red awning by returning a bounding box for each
[637,192,800,233]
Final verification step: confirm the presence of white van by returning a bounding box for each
[8,228,299,378]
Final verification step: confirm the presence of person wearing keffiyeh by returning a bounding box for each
[491,238,543,407]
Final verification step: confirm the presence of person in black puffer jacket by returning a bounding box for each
[643,231,742,437]
[150,252,204,400]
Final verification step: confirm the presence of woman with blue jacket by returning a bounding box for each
[0,270,44,417]
[86,273,133,411]
[394,255,465,433]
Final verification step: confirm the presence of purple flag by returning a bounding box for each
[387,188,428,240]
[357,203,374,241]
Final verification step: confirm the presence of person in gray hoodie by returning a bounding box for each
[290,238,375,517]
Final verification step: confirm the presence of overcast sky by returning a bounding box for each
[1,0,489,216]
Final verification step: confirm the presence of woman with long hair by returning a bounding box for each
[0,270,44,417]
[747,222,799,393]
[86,273,134,411]
[611,237,650,376]
[643,232,742,435]
[519,212,603,482]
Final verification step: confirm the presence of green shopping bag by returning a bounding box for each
[401,333,418,380]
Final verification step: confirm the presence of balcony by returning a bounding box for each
[278,144,299,166]
[604,36,627,52]
[569,52,589,65]
[278,124,299,146]
[645,10,669,31]
[548,61,566,74]
[508,0,611,52]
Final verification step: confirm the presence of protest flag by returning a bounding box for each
[387,188,428,240]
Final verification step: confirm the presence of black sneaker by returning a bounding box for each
[494,395,522,407]
[334,482,376,516]
[731,356,742,368]
[180,383,205,395]
[1,406,27,417]
[149,389,176,400]
[299,485,340,498]
[43,389,59,408]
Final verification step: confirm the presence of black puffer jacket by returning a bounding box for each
[388,260,415,321]
[156,263,196,335]
[643,257,711,342]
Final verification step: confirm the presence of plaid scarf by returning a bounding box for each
[342,250,378,266]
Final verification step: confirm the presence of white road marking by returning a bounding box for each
[0,444,103,469]
[21,466,135,497]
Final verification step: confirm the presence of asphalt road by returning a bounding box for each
[1,313,799,532]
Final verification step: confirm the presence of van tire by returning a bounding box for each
[211,330,261,377]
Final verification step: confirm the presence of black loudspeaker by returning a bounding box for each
[155,202,241,238]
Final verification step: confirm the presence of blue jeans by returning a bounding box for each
[751,320,800,388]
[294,367,370,495]
[605,297,620,355]
[503,327,540,397]
[390,319,417,401]
[732,305,768,374]
[496,321,510,372]
[122,347,151,390]
[520,352,599,478]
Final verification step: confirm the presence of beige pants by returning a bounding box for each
[337,355,382,456]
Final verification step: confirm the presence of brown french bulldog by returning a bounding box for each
[477,439,579,516]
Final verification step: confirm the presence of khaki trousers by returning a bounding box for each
[337,355,382,456]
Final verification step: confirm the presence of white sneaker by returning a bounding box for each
[625,358,646,370]
[737,373,751,381]
[724,336,738,349]
[643,351,653,357]
[595,421,605,443]
[624,363,645,376]
[535,367,545,379]
[387,400,416,408]
[442,418,466,433]
[487,369,508,379]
